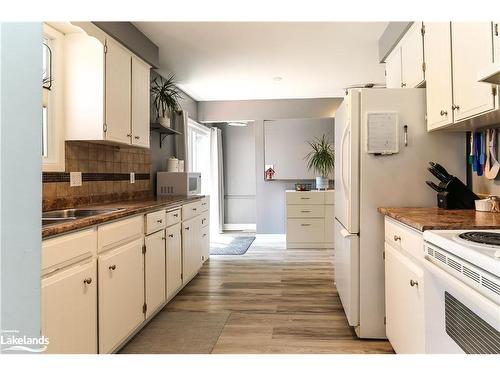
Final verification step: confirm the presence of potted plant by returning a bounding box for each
[151,74,183,128]
[305,134,335,190]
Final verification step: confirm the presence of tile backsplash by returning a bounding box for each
[42,141,153,211]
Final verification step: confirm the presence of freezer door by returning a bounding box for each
[334,91,360,233]
[334,219,360,327]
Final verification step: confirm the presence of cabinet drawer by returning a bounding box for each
[287,219,325,243]
[145,209,166,235]
[98,215,143,253]
[286,191,324,205]
[385,217,423,259]
[42,229,97,274]
[200,196,209,212]
[200,211,209,228]
[182,201,202,220]
[166,209,181,227]
[287,205,324,218]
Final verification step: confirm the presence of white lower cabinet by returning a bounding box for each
[98,237,144,353]
[385,241,425,354]
[144,230,166,318]
[166,223,183,299]
[182,217,201,284]
[41,259,97,354]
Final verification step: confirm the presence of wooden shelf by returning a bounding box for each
[150,123,182,148]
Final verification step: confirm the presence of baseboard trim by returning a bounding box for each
[286,242,334,249]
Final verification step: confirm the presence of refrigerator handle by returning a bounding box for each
[341,123,350,198]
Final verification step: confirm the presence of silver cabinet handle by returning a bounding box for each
[173,213,179,217]
[300,197,310,200]
[192,208,197,211]
[134,136,140,139]
[157,219,163,223]
[401,82,407,87]
[300,210,311,213]
[440,110,448,116]
[126,133,132,138]
[83,277,92,285]
[410,280,419,287]
[393,235,401,242]
[162,237,166,240]
[202,234,207,237]
[168,234,174,238]
[452,104,460,110]
[109,265,116,271]
[185,226,190,231]
[301,223,311,227]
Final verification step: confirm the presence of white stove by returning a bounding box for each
[422,229,500,354]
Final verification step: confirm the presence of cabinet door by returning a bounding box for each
[425,22,454,130]
[385,47,402,88]
[166,223,183,299]
[105,38,132,145]
[145,230,166,318]
[131,56,150,148]
[201,225,209,263]
[385,243,424,354]
[401,22,425,88]
[451,22,495,121]
[98,238,144,353]
[41,259,97,354]
[182,217,201,284]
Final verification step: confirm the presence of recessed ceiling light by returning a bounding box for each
[227,122,247,127]
[273,76,283,82]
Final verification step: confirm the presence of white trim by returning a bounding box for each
[42,23,65,172]
[222,223,256,231]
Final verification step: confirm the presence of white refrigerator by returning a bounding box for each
[334,88,466,338]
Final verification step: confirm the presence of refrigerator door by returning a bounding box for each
[334,90,360,234]
[334,219,360,327]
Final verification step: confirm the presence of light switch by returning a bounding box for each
[70,172,82,187]
[130,172,135,184]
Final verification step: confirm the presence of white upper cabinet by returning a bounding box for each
[385,46,402,89]
[105,38,132,144]
[424,23,454,130]
[401,22,425,88]
[451,22,495,121]
[64,25,151,148]
[131,56,151,148]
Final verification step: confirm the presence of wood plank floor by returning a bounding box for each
[125,235,394,354]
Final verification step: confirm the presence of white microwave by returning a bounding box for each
[157,172,201,196]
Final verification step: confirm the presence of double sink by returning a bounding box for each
[42,208,125,226]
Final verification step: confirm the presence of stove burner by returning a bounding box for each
[458,232,500,247]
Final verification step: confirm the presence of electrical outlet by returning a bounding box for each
[70,172,82,187]
[130,172,135,184]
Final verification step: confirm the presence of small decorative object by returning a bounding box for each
[167,157,179,172]
[151,74,183,128]
[178,160,185,172]
[305,134,335,190]
[265,166,276,181]
[490,196,500,213]
[295,183,312,191]
[475,198,493,212]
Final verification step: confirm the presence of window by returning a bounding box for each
[42,24,65,172]
[187,119,211,195]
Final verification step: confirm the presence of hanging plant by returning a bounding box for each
[151,74,183,127]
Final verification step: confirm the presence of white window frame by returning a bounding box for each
[187,119,210,172]
[42,23,65,172]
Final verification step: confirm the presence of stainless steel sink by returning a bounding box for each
[42,207,126,225]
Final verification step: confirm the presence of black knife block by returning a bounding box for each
[437,177,479,209]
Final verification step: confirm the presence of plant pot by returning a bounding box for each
[157,116,171,128]
[315,176,329,190]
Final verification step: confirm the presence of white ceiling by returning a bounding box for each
[134,22,388,101]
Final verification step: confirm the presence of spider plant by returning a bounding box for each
[151,75,183,119]
[304,134,335,178]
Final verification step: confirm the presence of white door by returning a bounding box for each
[105,38,131,145]
[131,56,150,148]
[401,22,425,88]
[385,243,425,353]
[166,223,183,299]
[98,238,144,353]
[41,259,97,354]
[451,22,495,121]
[334,91,360,234]
[145,230,166,318]
[334,219,360,327]
[385,47,402,88]
[425,22,454,130]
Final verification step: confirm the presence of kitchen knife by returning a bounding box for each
[426,180,445,192]
[428,166,449,183]
[429,162,452,181]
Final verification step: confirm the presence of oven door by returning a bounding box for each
[423,258,500,354]
[187,173,201,195]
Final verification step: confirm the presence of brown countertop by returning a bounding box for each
[42,195,204,239]
[378,207,500,232]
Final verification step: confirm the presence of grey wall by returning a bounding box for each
[0,23,42,350]
[199,98,340,234]
[93,22,159,68]
[218,122,256,225]
[378,22,413,62]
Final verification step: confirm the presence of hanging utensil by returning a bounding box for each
[485,128,500,180]
[479,131,486,167]
[469,133,474,166]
